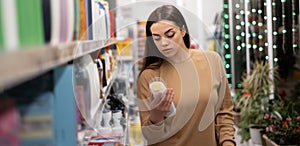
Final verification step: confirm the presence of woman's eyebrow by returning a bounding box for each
[152,34,160,36]
[164,28,174,34]
[152,28,174,36]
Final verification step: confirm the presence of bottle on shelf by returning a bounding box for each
[112,109,123,135]
[99,109,112,135]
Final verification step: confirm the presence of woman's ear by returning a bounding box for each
[181,25,186,37]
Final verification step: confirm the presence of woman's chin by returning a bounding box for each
[161,52,174,58]
[163,54,173,59]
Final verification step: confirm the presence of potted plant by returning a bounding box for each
[262,101,300,146]
[236,61,280,144]
[231,88,243,125]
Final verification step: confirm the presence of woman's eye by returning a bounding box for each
[153,37,161,41]
[166,33,175,38]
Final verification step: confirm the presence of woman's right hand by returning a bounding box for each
[149,88,174,124]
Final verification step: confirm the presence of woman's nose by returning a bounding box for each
[161,37,169,46]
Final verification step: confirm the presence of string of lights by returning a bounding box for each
[281,0,286,54]
[292,0,297,54]
[223,0,233,87]
[272,0,278,63]
[223,0,299,88]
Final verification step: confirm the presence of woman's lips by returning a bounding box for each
[162,48,172,53]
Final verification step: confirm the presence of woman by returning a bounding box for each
[137,5,236,146]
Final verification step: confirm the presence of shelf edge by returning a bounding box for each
[0,38,117,92]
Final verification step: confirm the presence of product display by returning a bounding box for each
[0,0,112,50]
[91,0,110,40]
[54,65,78,146]
[51,0,75,43]
[16,0,44,47]
[1,0,18,50]
[74,56,92,122]
[112,110,123,135]
[59,0,74,42]
[19,92,54,146]
[0,66,77,146]
[0,98,20,146]
[42,0,51,43]
[0,0,124,145]
[0,2,3,50]
[78,0,87,40]
[99,110,112,135]
[42,0,51,44]
[87,136,121,146]
[87,55,101,120]
[86,0,93,40]
[50,0,60,44]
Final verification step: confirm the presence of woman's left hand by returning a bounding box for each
[149,88,174,124]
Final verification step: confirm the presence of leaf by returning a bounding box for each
[273,111,282,121]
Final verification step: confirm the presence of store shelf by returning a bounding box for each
[0,38,117,91]
[116,56,133,61]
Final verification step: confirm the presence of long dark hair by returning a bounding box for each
[140,5,190,73]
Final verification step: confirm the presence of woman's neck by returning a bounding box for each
[169,47,190,64]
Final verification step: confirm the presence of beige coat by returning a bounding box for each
[137,49,236,146]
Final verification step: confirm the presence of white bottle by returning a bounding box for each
[149,80,176,117]
[112,110,123,135]
[2,0,19,51]
[99,110,112,134]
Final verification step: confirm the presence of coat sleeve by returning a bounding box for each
[136,69,167,143]
[136,69,154,126]
[215,55,236,146]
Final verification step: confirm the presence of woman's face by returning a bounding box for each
[150,20,187,58]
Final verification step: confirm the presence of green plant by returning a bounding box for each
[263,102,300,145]
[236,61,280,142]
[231,88,243,112]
